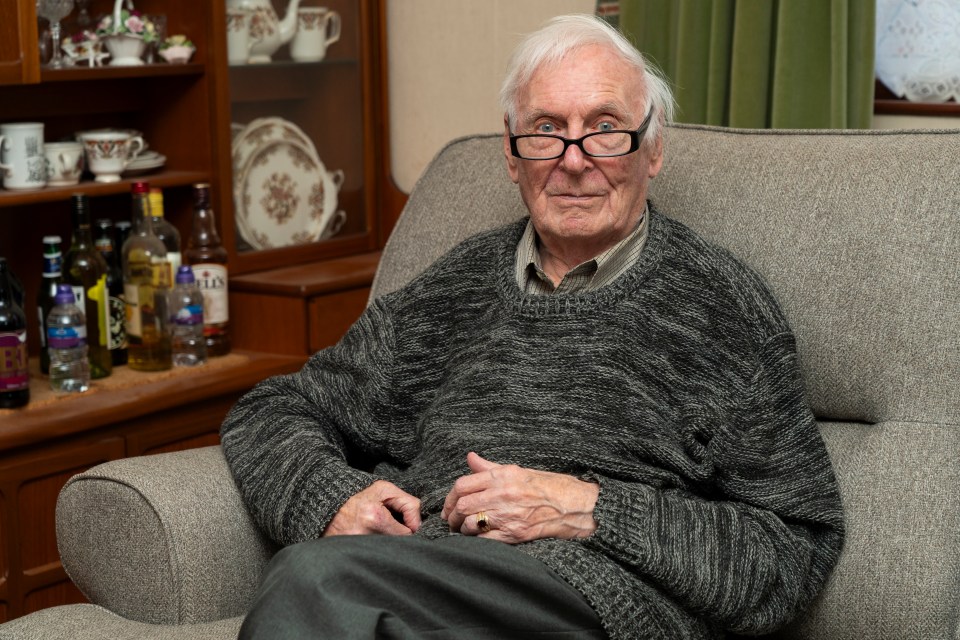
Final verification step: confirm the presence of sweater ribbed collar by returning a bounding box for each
[495,203,671,316]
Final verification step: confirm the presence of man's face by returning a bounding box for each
[504,44,663,254]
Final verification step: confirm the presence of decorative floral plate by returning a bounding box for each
[234,132,344,250]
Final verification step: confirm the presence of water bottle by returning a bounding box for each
[47,284,91,393]
[169,265,207,367]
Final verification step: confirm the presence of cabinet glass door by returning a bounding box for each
[225,0,378,273]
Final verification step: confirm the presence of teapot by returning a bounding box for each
[226,0,301,63]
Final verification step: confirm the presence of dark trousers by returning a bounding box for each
[239,535,607,639]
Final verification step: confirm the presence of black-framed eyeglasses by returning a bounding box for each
[509,108,653,160]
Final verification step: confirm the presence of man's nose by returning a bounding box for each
[559,139,589,172]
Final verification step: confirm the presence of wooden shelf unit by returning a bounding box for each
[0,0,390,622]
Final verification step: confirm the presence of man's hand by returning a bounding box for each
[324,480,422,536]
[441,452,599,543]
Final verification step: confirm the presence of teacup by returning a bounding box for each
[44,141,85,186]
[0,122,47,190]
[290,7,341,63]
[80,132,145,183]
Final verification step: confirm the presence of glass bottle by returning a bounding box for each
[94,219,128,366]
[149,187,181,286]
[115,220,132,252]
[63,194,112,379]
[0,257,29,408]
[47,284,91,393]
[184,183,231,356]
[122,181,172,371]
[37,235,65,375]
[169,265,207,367]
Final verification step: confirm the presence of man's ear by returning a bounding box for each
[647,134,664,179]
[503,118,520,184]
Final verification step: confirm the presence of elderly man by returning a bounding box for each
[222,14,844,640]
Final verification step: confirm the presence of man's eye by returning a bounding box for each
[536,123,556,134]
[597,122,616,132]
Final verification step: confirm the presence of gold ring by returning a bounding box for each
[476,511,490,533]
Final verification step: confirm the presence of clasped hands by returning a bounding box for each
[323,451,599,543]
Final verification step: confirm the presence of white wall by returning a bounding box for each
[386,0,594,193]
[386,3,960,192]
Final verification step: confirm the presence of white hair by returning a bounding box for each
[500,14,675,147]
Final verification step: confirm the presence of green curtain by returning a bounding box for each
[618,0,876,128]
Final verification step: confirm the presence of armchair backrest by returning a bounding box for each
[371,125,960,638]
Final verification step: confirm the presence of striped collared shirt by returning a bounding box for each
[514,206,649,294]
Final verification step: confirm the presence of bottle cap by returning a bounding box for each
[131,181,150,194]
[43,235,62,244]
[175,265,196,284]
[54,284,76,305]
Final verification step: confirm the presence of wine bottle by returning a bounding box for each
[184,183,231,356]
[63,194,112,379]
[94,219,128,366]
[122,181,172,371]
[37,235,65,374]
[0,257,29,408]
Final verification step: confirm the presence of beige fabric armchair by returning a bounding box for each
[1,125,958,639]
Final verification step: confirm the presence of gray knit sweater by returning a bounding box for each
[221,208,845,639]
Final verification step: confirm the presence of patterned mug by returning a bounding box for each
[0,122,47,190]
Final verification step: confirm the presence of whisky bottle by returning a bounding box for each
[121,181,172,371]
[63,194,112,379]
[149,187,181,286]
[184,183,230,356]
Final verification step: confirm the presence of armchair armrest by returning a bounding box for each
[56,445,277,625]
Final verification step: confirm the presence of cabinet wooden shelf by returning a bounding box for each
[39,62,204,83]
[0,170,210,206]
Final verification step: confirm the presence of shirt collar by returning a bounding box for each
[514,204,649,294]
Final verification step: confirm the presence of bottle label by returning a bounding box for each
[173,303,204,326]
[151,257,172,289]
[192,263,229,324]
[108,295,127,350]
[124,283,142,338]
[87,274,110,348]
[48,323,87,349]
[0,331,28,390]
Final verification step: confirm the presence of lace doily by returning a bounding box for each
[876,0,960,102]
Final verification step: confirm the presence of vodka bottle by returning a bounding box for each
[94,218,128,366]
[184,183,230,356]
[169,265,207,367]
[47,284,90,393]
[122,181,172,371]
[149,187,181,286]
[63,194,112,379]
[0,258,29,408]
[36,235,65,375]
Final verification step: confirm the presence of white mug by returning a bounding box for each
[80,132,145,183]
[290,7,341,63]
[44,141,85,186]
[0,122,47,190]
[226,8,253,65]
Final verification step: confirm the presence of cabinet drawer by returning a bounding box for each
[308,287,370,353]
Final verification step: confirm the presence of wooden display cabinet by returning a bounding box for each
[0,0,388,622]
